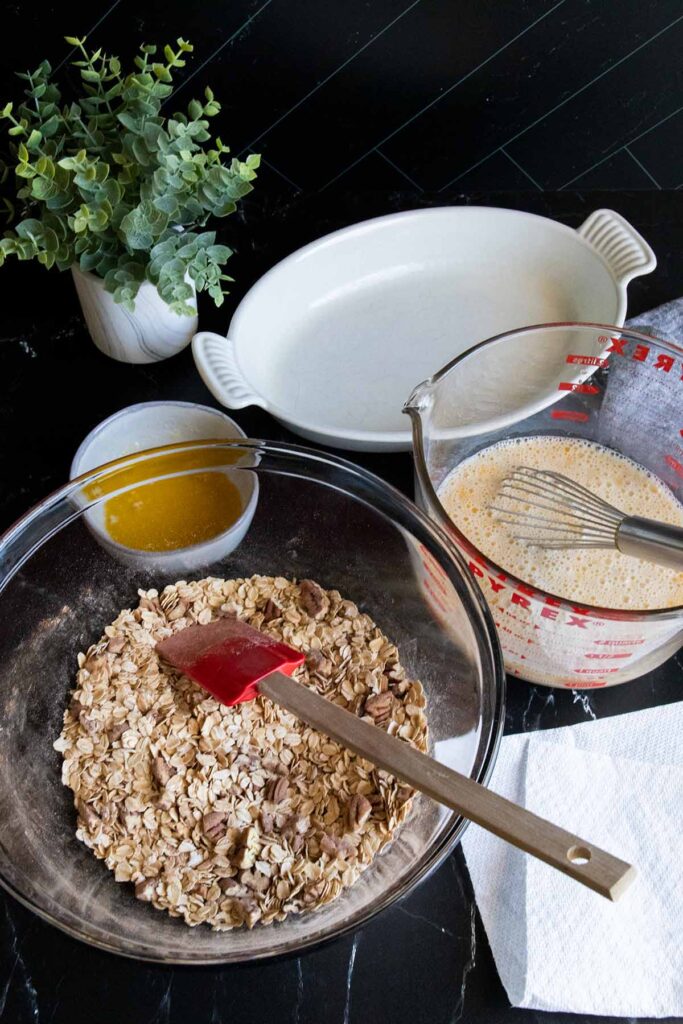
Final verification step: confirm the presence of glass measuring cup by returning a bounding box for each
[405,323,683,689]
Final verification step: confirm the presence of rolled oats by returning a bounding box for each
[55,576,429,930]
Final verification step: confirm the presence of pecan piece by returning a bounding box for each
[262,598,282,623]
[346,794,372,831]
[151,755,175,788]
[108,719,128,743]
[291,834,304,853]
[299,579,328,619]
[68,695,84,720]
[77,800,102,833]
[387,677,409,697]
[218,876,239,892]
[265,776,289,804]
[259,809,274,833]
[364,691,394,724]
[305,648,332,676]
[134,878,157,902]
[83,653,105,672]
[202,811,228,841]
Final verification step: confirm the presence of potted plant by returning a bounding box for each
[0,37,259,363]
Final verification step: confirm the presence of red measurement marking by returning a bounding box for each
[420,556,448,593]
[574,667,619,674]
[558,382,600,394]
[585,652,632,660]
[665,455,683,477]
[551,410,590,423]
[655,354,674,372]
[594,638,644,646]
[566,354,609,367]
[607,337,626,355]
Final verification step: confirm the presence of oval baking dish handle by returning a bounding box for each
[192,332,265,410]
[577,208,656,285]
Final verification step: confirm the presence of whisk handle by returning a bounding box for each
[617,516,683,571]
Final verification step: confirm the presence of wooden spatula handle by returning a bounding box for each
[260,672,635,901]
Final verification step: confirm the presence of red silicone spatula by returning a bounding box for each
[156,617,634,900]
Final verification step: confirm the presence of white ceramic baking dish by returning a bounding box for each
[192,207,655,452]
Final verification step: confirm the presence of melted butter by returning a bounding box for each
[83,443,246,552]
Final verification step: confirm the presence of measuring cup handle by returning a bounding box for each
[577,209,656,286]
[192,332,265,410]
[617,516,683,571]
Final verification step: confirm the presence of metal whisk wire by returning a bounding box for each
[490,467,623,549]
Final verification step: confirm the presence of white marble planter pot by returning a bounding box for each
[71,265,198,364]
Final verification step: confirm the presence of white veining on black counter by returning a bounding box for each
[572,691,598,721]
[0,905,39,1022]
[522,689,556,731]
[342,935,359,1024]
[398,905,455,938]
[293,958,304,1024]
[149,977,173,1024]
[451,902,477,1023]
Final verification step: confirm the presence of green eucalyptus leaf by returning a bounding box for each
[131,137,150,166]
[116,110,140,132]
[207,243,231,261]
[36,155,55,178]
[152,63,172,83]
[31,177,57,200]
[152,194,179,216]
[40,114,60,137]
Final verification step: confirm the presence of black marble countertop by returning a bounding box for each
[0,190,681,1024]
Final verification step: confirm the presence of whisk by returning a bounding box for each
[490,467,683,571]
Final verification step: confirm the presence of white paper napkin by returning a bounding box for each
[460,701,683,1017]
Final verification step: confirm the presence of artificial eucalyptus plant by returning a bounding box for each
[0,37,259,314]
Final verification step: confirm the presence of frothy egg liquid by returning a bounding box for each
[439,435,683,610]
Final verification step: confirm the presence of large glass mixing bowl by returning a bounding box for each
[406,323,683,689]
[0,440,504,962]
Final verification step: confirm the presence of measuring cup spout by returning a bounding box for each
[403,377,435,416]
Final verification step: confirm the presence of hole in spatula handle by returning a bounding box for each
[567,844,592,865]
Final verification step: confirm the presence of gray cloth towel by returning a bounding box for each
[596,300,683,469]
[627,295,683,341]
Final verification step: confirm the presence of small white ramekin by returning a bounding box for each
[70,401,258,573]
